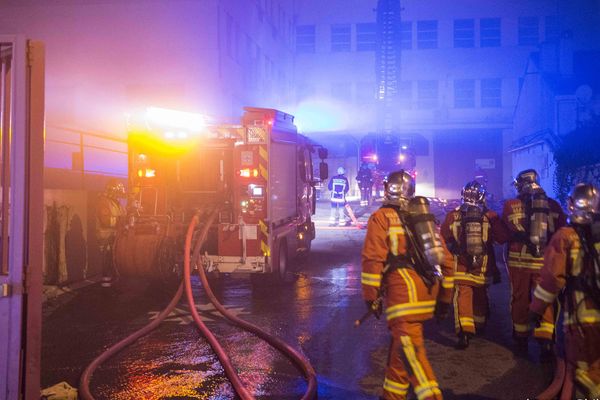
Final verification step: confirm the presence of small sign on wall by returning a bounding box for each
[475,158,496,169]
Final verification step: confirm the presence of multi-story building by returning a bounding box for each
[293,0,564,199]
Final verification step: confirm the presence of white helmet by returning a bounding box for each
[337,167,345,175]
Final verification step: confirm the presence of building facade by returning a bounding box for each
[293,0,564,198]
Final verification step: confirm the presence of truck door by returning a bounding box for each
[0,37,45,400]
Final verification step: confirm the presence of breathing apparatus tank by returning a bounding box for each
[408,196,445,268]
[459,181,486,267]
[528,191,550,257]
[461,204,485,268]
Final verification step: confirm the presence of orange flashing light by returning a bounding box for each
[239,168,259,178]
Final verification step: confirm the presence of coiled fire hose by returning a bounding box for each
[185,209,318,400]
[79,209,214,400]
[80,208,317,399]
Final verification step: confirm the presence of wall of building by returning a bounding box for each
[293,0,563,199]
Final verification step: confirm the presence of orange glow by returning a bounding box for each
[239,168,258,178]
[145,169,156,178]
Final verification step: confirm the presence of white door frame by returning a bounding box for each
[0,35,45,400]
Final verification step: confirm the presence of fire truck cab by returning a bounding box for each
[117,107,327,283]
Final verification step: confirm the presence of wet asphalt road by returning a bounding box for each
[42,202,554,399]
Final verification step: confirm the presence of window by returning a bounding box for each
[398,81,413,109]
[331,24,351,52]
[331,82,352,101]
[356,82,376,105]
[400,21,412,49]
[545,16,560,43]
[480,18,501,47]
[454,79,475,108]
[481,79,502,107]
[417,80,438,109]
[417,20,438,49]
[356,23,377,51]
[296,25,316,53]
[454,19,474,48]
[519,16,539,46]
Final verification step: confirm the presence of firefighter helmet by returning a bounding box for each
[337,167,345,175]
[567,183,600,224]
[384,170,415,206]
[105,179,126,199]
[513,169,541,195]
[461,180,486,206]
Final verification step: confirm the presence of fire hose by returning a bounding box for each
[185,209,318,400]
[79,207,317,399]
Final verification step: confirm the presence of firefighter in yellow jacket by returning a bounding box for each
[96,179,126,287]
[529,183,600,398]
[361,170,454,400]
[441,181,509,349]
[501,169,566,358]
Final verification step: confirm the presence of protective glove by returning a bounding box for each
[365,299,383,320]
[527,310,542,330]
[434,301,450,322]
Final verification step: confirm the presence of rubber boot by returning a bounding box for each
[456,332,472,350]
[513,336,529,356]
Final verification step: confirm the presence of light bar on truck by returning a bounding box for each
[239,168,259,178]
[145,107,206,132]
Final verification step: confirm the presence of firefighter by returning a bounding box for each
[328,166,350,226]
[361,170,454,400]
[96,179,126,288]
[441,181,509,349]
[356,161,374,207]
[502,169,567,359]
[529,183,600,398]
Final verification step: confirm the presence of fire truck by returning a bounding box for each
[115,107,328,284]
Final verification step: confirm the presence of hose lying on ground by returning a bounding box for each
[187,210,318,400]
[79,210,214,400]
[536,356,566,400]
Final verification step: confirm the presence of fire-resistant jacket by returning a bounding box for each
[361,205,455,323]
[441,208,509,286]
[502,197,566,270]
[530,226,600,327]
[328,174,349,203]
[96,194,125,244]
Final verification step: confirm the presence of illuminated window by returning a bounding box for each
[454,19,474,48]
[417,80,438,109]
[545,16,560,43]
[356,23,377,51]
[481,79,502,108]
[519,16,539,46]
[400,21,412,49]
[331,24,351,52]
[454,79,475,108]
[480,18,501,47]
[417,20,437,49]
[296,25,316,53]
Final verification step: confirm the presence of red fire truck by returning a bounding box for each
[115,107,327,283]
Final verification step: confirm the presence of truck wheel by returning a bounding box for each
[277,242,296,284]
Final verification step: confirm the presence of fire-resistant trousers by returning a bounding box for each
[453,283,488,335]
[382,320,443,400]
[566,324,600,398]
[509,267,555,340]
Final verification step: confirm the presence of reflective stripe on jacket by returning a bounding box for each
[361,206,454,323]
[530,226,600,327]
[502,197,566,270]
